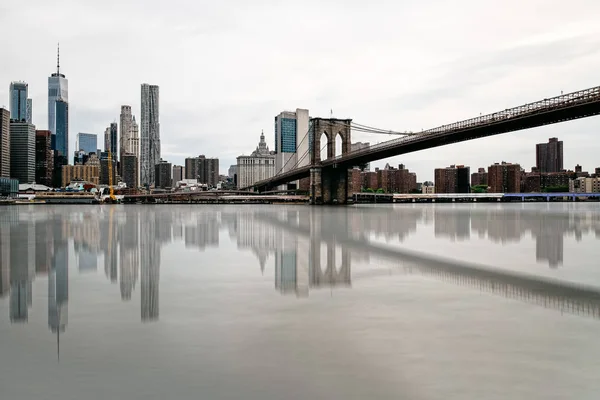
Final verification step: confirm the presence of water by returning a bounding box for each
[1,203,599,400]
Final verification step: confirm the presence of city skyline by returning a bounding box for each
[1,1,600,180]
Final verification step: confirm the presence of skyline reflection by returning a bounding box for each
[1,203,600,352]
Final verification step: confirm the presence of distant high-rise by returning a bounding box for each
[154,159,172,188]
[48,45,69,152]
[536,137,563,173]
[109,122,118,160]
[54,99,69,159]
[119,105,132,173]
[140,84,160,187]
[9,121,36,184]
[104,126,110,153]
[122,154,138,189]
[274,109,309,180]
[35,130,54,187]
[172,165,184,183]
[185,155,219,187]
[9,82,28,122]
[0,108,10,177]
[76,132,97,154]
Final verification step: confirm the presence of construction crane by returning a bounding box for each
[107,150,116,202]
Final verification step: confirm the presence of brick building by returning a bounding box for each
[488,162,521,193]
[435,165,470,193]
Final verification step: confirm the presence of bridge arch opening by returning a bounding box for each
[319,132,329,161]
[335,132,343,158]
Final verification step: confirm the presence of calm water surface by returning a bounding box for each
[1,203,599,400]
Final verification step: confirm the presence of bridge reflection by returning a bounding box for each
[1,203,600,354]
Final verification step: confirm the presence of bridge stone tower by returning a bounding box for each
[309,118,352,205]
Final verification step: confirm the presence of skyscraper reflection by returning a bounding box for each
[2,203,600,338]
[140,212,160,322]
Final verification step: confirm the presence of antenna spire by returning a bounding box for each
[57,43,60,74]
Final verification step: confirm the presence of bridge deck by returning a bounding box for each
[251,86,600,190]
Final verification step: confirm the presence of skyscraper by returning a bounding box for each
[10,121,36,184]
[140,84,160,187]
[119,105,132,173]
[54,99,69,159]
[0,108,10,178]
[274,109,309,175]
[76,132,98,154]
[9,82,28,122]
[48,45,69,151]
[155,159,172,188]
[104,126,110,153]
[109,122,118,160]
[35,130,54,187]
[536,137,563,173]
[185,155,219,187]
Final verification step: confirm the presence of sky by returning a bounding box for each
[2,0,600,180]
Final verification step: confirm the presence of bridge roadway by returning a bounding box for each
[252,86,600,190]
[255,210,600,320]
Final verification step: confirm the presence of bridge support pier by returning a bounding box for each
[310,166,350,205]
[310,167,323,205]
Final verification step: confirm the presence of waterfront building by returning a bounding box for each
[35,130,54,187]
[422,181,435,194]
[61,164,100,187]
[140,84,160,187]
[0,108,10,177]
[434,165,470,193]
[122,154,138,189]
[155,159,172,189]
[172,165,184,183]
[9,82,28,121]
[9,121,36,184]
[488,162,521,193]
[471,167,488,187]
[185,155,219,187]
[76,132,97,154]
[536,137,563,173]
[99,158,117,185]
[569,177,600,193]
[236,131,275,189]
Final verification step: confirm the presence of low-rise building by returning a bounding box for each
[62,164,100,187]
[569,177,600,193]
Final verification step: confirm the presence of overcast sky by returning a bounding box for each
[2,0,600,180]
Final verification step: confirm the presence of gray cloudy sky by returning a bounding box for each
[2,0,600,180]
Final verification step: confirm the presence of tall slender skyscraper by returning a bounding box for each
[110,122,118,160]
[9,82,28,122]
[140,84,160,187]
[48,45,69,153]
[0,108,10,178]
[119,105,132,174]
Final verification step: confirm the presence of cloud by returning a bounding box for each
[2,0,600,179]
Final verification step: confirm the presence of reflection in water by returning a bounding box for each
[1,204,600,355]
